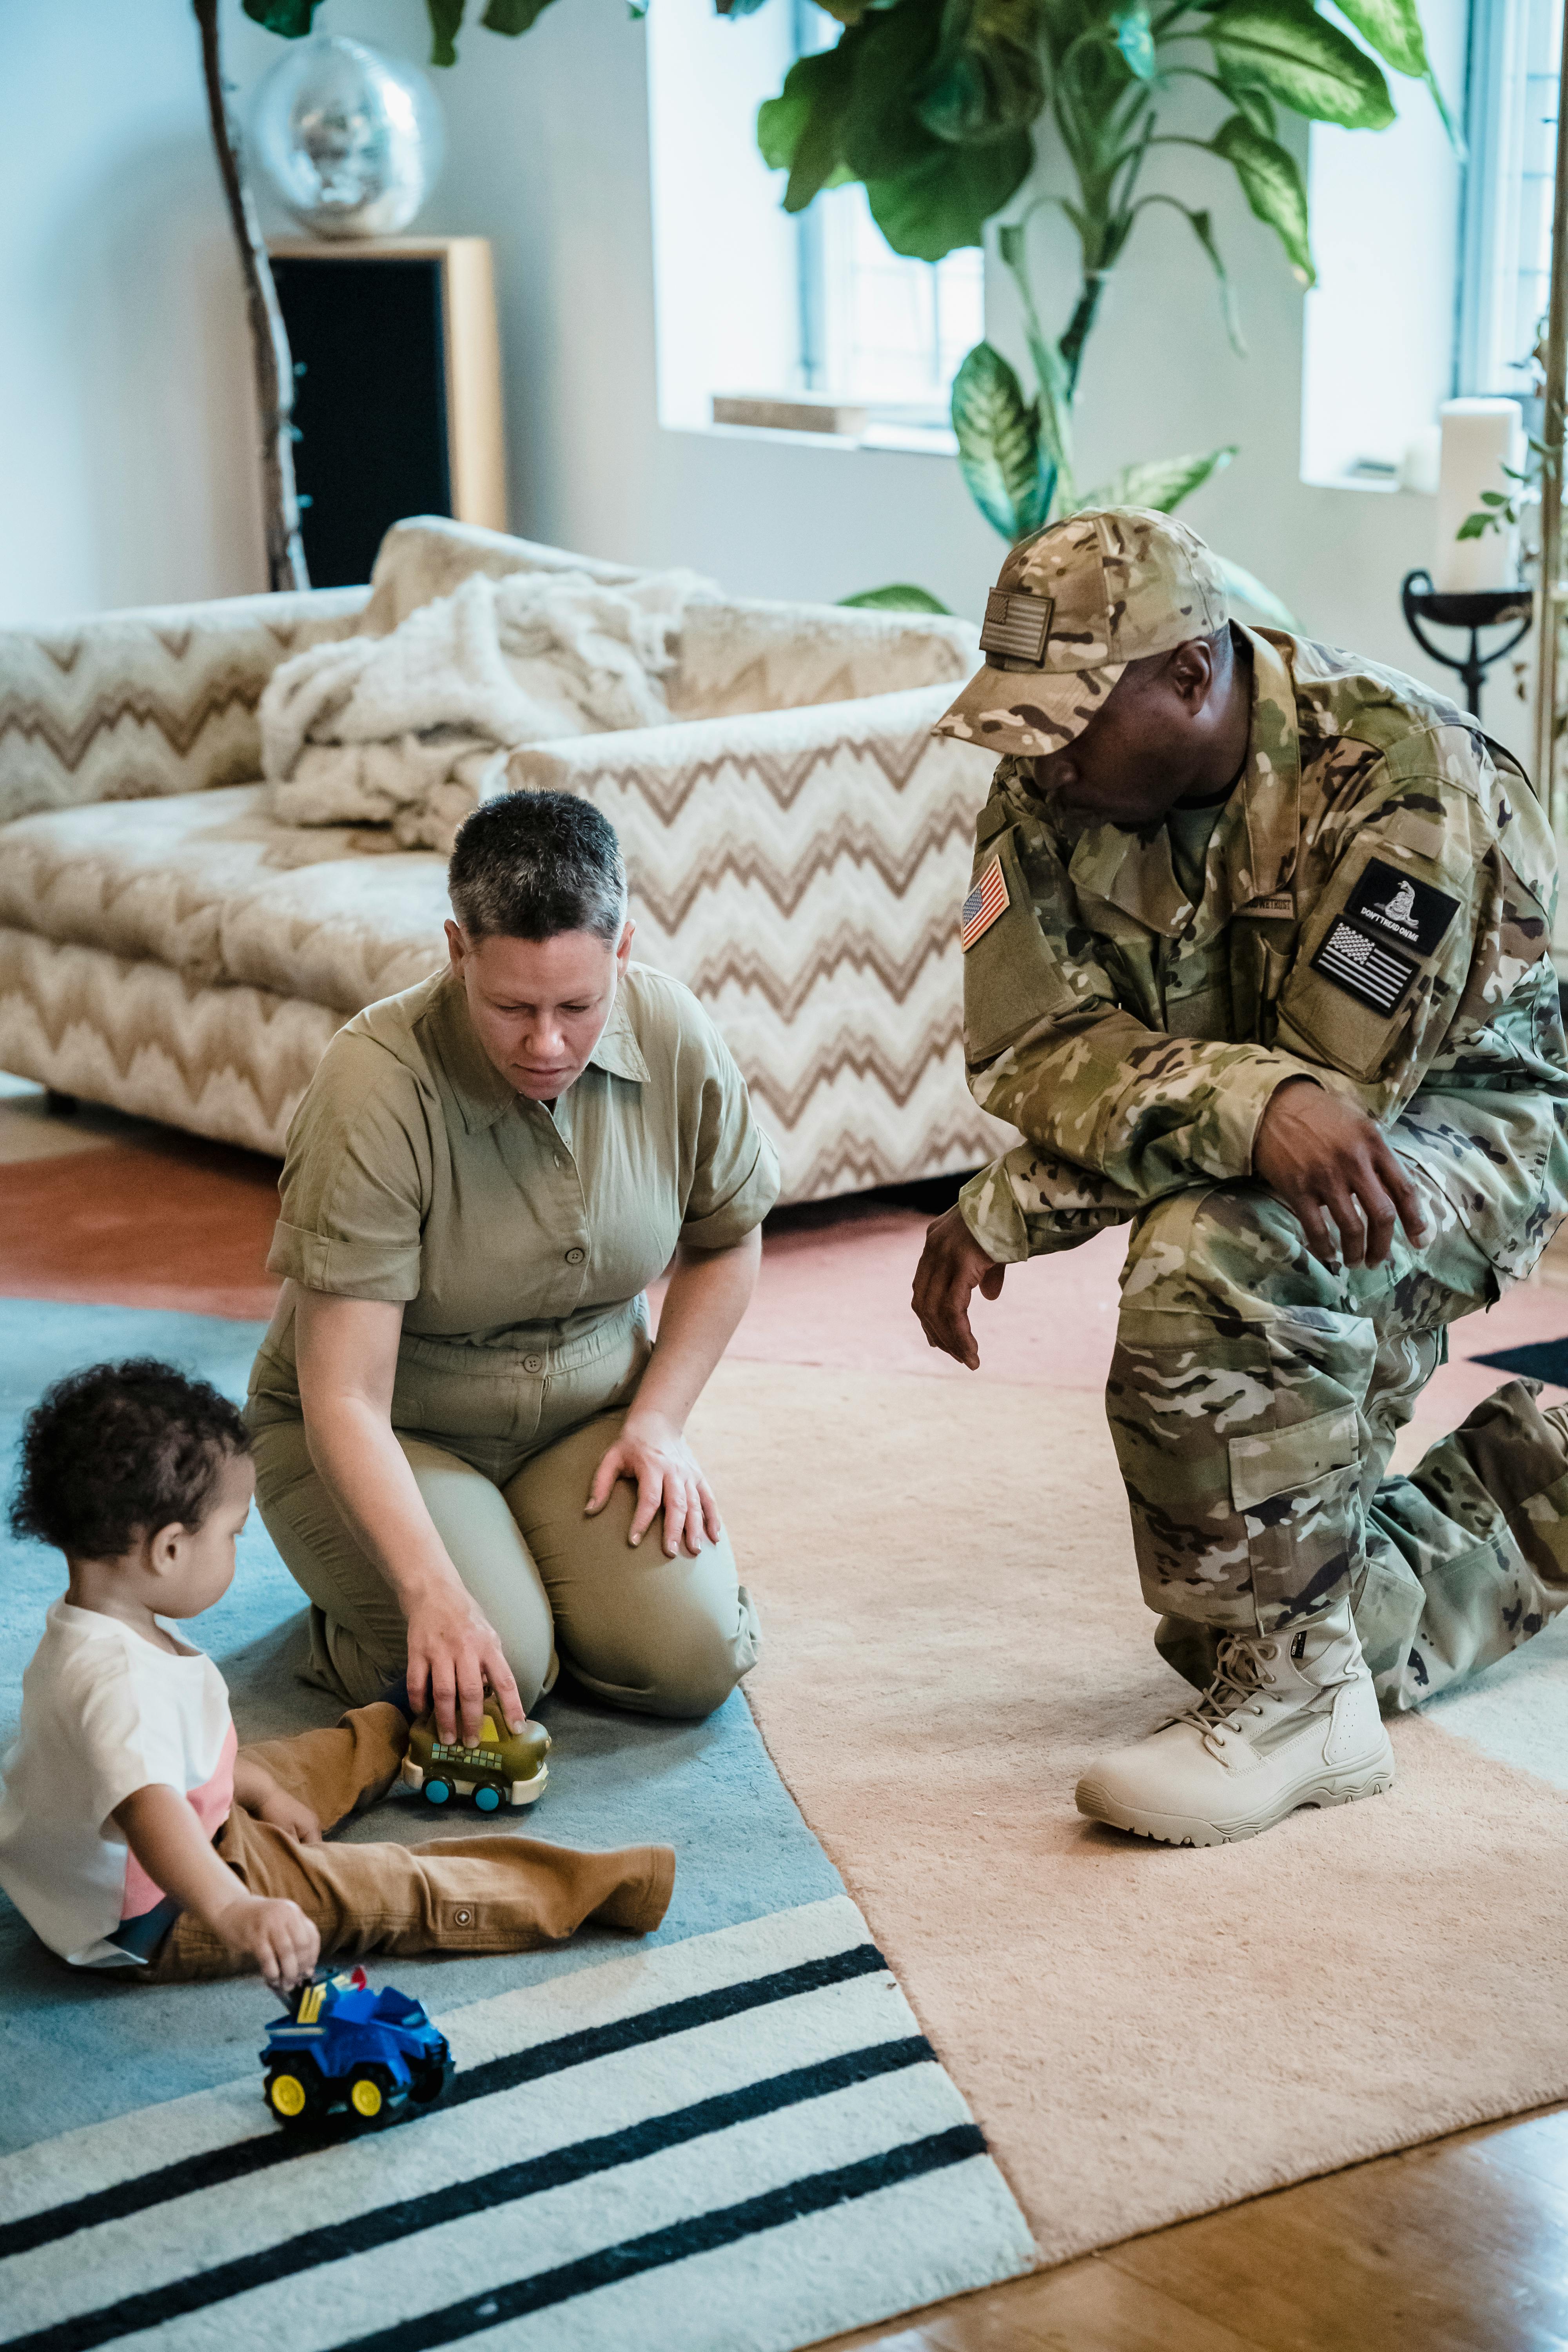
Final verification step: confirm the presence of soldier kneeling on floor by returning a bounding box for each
[912,506,1568,1847]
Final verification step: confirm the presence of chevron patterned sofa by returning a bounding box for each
[0,521,1011,1203]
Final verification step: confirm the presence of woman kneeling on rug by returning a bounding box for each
[247,789,778,1746]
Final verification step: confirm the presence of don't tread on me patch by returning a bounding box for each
[1309,857,1460,1017]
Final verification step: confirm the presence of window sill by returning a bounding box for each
[670,419,959,459]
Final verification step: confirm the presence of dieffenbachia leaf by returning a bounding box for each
[1209,0,1394,127]
[1111,3,1158,78]
[839,584,955,610]
[1214,552,1298,625]
[1210,111,1317,282]
[1077,445,1238,513]
[951,341,1052,539]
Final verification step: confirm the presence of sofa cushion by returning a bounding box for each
[669,599,977,720]
[0,786,449,1015]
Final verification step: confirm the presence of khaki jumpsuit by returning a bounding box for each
[247,962,779,1717]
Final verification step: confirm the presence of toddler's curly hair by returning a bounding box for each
[9,1359,250,1559]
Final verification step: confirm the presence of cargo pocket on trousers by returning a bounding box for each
[1229,1403,1363,1616]
[1229,1405,1361,1514]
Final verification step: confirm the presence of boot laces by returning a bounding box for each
[1176,1633,1282,1759]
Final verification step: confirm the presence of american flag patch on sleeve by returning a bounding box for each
[961,854,1010,951]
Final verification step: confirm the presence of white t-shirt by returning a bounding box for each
[0,1601,237,1967]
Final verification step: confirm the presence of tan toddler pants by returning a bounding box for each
[143,1703,674,1982]
[248,1314,760,1720]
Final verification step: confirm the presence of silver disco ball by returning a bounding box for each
[249,34,445,240]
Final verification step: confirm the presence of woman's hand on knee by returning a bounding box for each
[586,1414,721,1559]
[405,1580,526,1746]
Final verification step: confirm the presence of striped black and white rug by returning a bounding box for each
[0,1895,1034,2352]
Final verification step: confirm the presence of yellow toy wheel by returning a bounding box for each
[264,2065,318,2126]
[349,2071,385,2118]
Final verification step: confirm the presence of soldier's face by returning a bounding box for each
[1027,636,1241,827]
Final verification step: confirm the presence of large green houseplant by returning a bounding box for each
[755,0,1452,611]
[230,0,1446,607]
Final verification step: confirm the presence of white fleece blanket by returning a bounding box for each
[260,564,714,849]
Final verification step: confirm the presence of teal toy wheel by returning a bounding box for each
[423,1776,453,1806]
[473,1783,501,1813]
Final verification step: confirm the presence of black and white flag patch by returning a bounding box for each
[1311,918,1419,1014]
[1309,857,1460,1016]
[1342,858,1460,957]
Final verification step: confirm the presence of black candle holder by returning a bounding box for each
[1400,570,1533,720]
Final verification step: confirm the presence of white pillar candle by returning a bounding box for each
[1434,398,1523,592]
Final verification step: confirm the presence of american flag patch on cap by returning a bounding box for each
[961,854,1010,951]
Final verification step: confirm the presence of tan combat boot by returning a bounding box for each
[1075,1595,1395,1846]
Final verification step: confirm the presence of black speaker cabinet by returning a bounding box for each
[269,237,507,589]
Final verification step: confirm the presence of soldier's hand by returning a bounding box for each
[911,1205,1006,1369]
[1254,1077,1431,1270]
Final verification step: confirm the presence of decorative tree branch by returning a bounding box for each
[194,0,309,592]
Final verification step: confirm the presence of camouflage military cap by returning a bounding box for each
[934,507,1229,758]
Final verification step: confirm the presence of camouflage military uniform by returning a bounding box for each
[948,605,1568,1712]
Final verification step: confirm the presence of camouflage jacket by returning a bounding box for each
[958,628,1568,1281]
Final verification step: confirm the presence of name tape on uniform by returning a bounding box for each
[961,855,1010,951]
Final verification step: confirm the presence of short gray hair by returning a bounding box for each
[448,791,628,944]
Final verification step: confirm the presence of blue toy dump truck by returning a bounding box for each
[261,1966,453,2127]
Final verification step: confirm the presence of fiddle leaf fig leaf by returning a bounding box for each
[1209,0,1394,127]
[425,0,466,65]
[918,0,1049,143]
[1213,553,1298,626]
[241,0,323,30]
[481,0,557,30]
[866,127,1033,258]
[1211,111,1317,282]
[840,584,955,610]
[1111,3,1158,78]
[1077,445,1238,514]
[951,341,1052,539]
[758,44,858,211]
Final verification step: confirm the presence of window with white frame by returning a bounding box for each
[1459,0,1560,397]
[646,0,982,445]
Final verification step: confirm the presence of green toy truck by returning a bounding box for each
[401,1697,550,1812]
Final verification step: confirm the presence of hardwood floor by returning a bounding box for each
[819,2102,1568,2352]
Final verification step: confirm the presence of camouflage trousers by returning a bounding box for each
[1063,1151,1568,1712]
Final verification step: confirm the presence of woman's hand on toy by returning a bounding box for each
[405,1580,526,1747]
[219,1891,319,1994]
[586,1413,721,1558]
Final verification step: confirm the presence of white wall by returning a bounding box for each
[0,0,1533,764]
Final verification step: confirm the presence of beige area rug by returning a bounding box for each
[689,1361,1568,2266]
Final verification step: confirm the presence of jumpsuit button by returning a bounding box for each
[454,1909,472,1926]
[565,1246,585,1265]
[524,1355,543,1374]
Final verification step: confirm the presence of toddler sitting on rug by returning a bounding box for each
[0,1359,673,1989]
